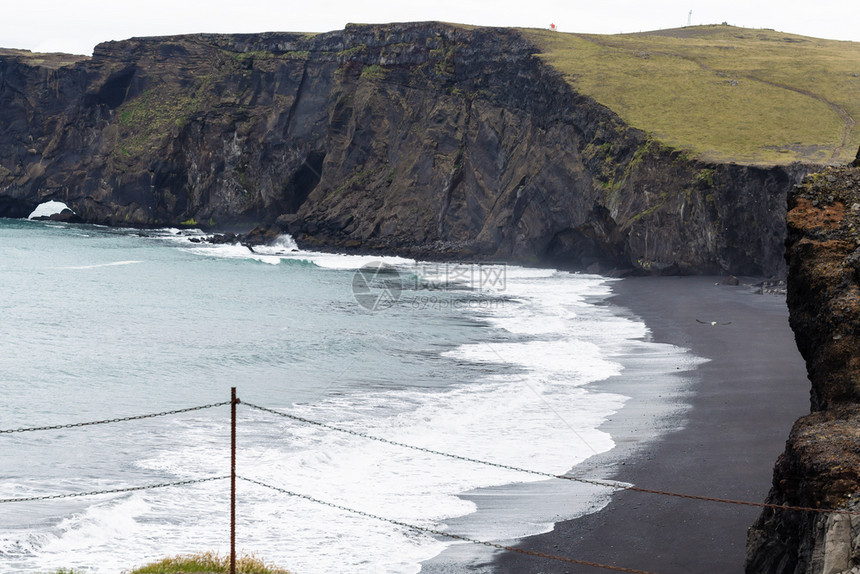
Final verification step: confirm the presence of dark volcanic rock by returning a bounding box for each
[0,196,37,218]
[784,169,860,412]
[0,23,812,274]
[746,162,860,573]
[240,225,281,248]
[207,232,238,245]
[34,208,82,223]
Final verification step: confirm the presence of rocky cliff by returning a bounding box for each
[746,162,860,572]
[0,23,810,274]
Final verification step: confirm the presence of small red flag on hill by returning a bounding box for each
[550,23,557,30]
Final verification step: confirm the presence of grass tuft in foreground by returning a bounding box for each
[127,552,291,574]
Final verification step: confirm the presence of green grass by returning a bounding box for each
[128,552,290,573]
[232,50,277,63]
[111,87,204,170]
[521,24,860,165]
[117,88,201,135]
[360,64,387,80]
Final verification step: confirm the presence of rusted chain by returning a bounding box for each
[0,476,228,503]
[622,485,860,516]
[0,402,231,434]
[241,401,618,487]
[239,475,659,574]
[241,401,860,516]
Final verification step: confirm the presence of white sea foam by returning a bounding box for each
[146,244,688,572]
[2,496,151,573]
[159,230,416,270]
[153,231,412,269]
[280,250,415,270]
[251,233,300,254]
[184,242,284,265]
[58,260,143,270]
[101,268,659,573]
[0,227,702,574]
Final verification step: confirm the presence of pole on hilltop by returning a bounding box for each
[231,387,237,574]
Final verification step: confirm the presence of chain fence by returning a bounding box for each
[3,390,858,574]
[0,401,231,434]
[0,477,228,504]
[240,401,860,517]
[238,475,658,574]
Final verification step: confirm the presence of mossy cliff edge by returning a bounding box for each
[746,158,860,572]
[0,23,814,274]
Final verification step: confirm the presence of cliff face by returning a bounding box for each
[0,23,809,274]
[746,164,860,573]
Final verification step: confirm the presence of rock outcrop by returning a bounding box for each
[0,23,811,274]
[746,162,860,573]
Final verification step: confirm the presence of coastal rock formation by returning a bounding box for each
[0,23,810,274]
[746,162,860,572]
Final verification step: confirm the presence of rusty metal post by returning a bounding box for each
[231,387,237,574]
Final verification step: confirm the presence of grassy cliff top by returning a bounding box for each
[0,48,88,68]
[4,24,858,166]
[521,25,860,165]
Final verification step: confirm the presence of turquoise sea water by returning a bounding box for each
[0,218,699,573]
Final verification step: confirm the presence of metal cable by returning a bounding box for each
[241,401,860,516]
[238,475,658,574]
[3,396,854,516]
[0,402,231,434]
[242,401,619,485]
[0,476,228,503]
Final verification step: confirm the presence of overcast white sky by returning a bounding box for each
[3,0,858,56]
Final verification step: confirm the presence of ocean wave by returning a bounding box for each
[57,260,143,270]
[0,225,702,574]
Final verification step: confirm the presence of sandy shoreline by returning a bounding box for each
[491,275,811,573]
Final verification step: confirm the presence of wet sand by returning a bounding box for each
[493,276,811,574]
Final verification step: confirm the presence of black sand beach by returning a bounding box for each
[493,276,811,574]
